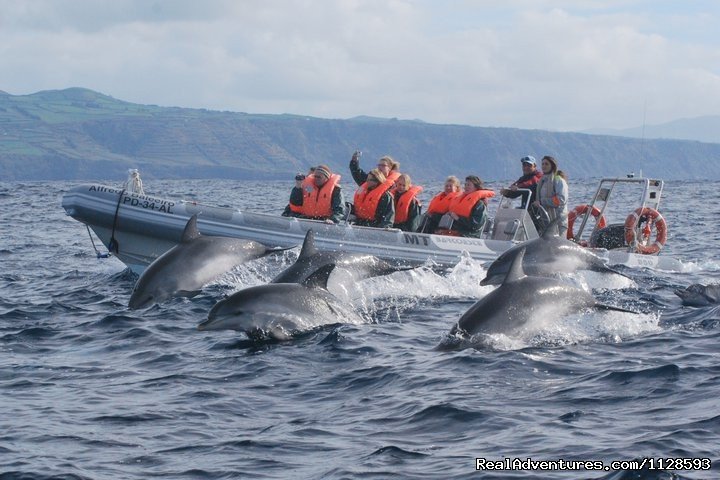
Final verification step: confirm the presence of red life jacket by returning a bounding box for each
[427,191,461,215]
[448,189,495,218]
[354,180,393,221]
[288,202,303,214]
[386,170,401,185]
[436,189,495,236]
[514,171,543,189]
[299,174,340,218]
[394,186,423,224]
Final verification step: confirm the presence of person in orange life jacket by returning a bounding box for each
[392,174,423,232]
[282,167,317,217]
[533,155,569,237]
[352,168,395,228]
[500,156,543,208]
[282,172,307,217]
[297,165,345,223]
[350,152,401,187]
[443,175,495,237]
[420,176,462,233]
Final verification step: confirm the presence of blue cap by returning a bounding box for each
[520,156,536,165]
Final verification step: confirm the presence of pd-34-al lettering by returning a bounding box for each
[123,195,174,213]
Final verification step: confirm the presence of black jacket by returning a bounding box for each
[281,186,304,217]
[349,156,370,186]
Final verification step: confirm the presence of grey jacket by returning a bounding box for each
[536,173,569,235]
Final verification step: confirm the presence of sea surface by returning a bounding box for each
[1,177,719,480]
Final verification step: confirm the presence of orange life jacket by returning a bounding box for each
[427,191,461,215]
[386,170,401,184]
[288,202,303,214]
[354,180,393,221]
[299,174,340,218]
[394,186,423,224]
[448,189,495,218]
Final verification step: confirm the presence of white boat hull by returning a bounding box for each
[61,184,683,274]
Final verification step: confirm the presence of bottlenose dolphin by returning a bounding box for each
[271,229,413,284]
[198,264,363,340]
[451,248,635,337]
[480,219,624,286]
[674,283,720,307]
[129,214,287,309]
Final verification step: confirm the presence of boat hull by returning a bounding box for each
[61,184,683,274]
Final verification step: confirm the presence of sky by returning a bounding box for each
[1,0,719,131]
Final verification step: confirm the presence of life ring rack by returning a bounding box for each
[624,207,667,255]
[567,204,607,245]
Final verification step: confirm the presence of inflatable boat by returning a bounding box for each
[61,176,682,274]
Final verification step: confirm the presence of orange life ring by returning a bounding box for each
[567,204,607,243]
[624,207,667,255]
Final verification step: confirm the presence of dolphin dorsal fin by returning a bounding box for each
[298,229,318,259]
[504,247,527,283]
[181,214,202,243]
[542,217,561,239]
[302,263,336,289]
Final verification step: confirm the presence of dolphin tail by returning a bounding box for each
[177,289,203,298]
[373,263,418,278]
[479,275,501,286]
[262,246,295,257]
[592,264,633,280]
[595,303,638,314]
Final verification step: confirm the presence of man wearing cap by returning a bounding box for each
[500,156,543,208]
[297,165,345,223]
[500,155,544,232]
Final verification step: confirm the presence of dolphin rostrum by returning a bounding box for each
[128,214,287,309]
[480,218,625,286]
[674,283,720,307]
[271,229,413,284]
[451,247,636,337]
[198,264,364,340]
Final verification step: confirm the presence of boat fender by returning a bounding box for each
[624,207,667,255]
[567,204,607,245]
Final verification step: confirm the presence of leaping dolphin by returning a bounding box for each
[128,214,288,309]
[271,229,413,284]
[198,264,364,340]
[674,283,720,307]
[480,219,625,286]
[451,247,636,337]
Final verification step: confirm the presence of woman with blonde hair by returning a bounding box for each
[392,173,423,232]
[352,168,395,228]
[420,176,461,233]
[350,151,401,187]
[439,175,495,237]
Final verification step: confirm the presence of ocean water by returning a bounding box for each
[1,178,719,480]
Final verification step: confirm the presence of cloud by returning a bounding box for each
[0,0,718,130]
